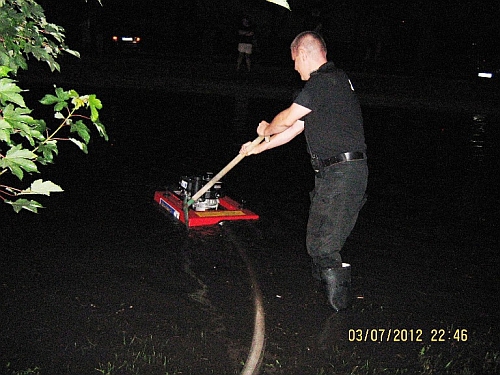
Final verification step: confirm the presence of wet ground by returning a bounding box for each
[1,55,499,374]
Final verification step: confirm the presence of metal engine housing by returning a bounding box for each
[179,172,224,211]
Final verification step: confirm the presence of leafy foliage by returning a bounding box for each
[0,0,80,73]
[0,0,107,212]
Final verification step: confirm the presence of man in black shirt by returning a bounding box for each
[241,31,368,312]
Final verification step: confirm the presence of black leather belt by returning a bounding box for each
[320,151,366,168]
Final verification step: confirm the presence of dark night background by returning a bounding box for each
[38,0,500,77]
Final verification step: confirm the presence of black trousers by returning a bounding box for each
[307,159,368,269]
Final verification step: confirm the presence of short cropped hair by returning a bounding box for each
[290,31,327,55]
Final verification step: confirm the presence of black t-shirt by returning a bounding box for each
[294,62,366,159]
[238,23,254,44]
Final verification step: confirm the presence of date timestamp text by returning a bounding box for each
[348,328,468,343]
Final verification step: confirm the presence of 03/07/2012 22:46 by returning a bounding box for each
[348,328,468,343]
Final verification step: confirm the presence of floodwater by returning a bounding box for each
[1,85,499,374]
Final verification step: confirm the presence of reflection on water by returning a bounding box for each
[460,113,498,225]
[363,107,498,230]
[233,94,250,136]
[467,114,493,164]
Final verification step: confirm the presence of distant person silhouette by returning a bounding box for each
[236,16,255,72]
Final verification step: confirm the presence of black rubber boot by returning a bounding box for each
[321,263,352,312]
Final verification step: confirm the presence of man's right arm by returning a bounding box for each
[241,120,304,155]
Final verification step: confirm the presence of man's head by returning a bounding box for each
[290,31,328,80]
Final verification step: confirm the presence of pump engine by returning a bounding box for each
[179,172,224,211]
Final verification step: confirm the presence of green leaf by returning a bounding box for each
[5,145,37,159]
[68,89,79,99]
[94,120,109,141]
[69,137,88,153]
[5,198,44,213]
[70,120,91,144]
[63,48,80,59]
[0,118,13,143]
[39,93,61,105]
[0,145,39,180]
[36,140,58,164]
[0,118,11,129]
[54,100,68,112]
[34,118,47,134]
[9,164,24,180]
[0,66,12,77]
[0,128,11,143]
[39,92,68,112]
[0,77,26,107]
[39,87,70,111]
[55,87,72,101]
[88,94,102,122]
[1,104,44,145]
[20,179,64,196]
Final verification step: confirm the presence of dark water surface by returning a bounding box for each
[1,87,498,374]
